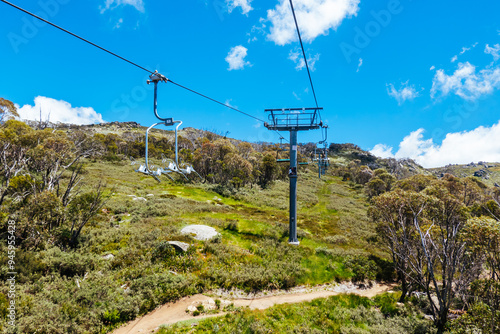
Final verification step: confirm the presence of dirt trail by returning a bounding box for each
[112,283,393,334]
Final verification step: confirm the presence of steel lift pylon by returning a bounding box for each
[264,107,322,245]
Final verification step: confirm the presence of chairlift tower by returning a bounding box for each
[264,107,323,245]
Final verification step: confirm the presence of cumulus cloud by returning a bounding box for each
[387,81,421,105]
[227,0,253,15]
[266,0,360,45]
[370,144,394,159]
[225,46,251,70]
[431,62,500,100]
[100,0,145,13]
[370,123,500,168]
[451,55,458,63]
[17,96,105,125]
[485,44,500,61]
[288,48,320,71]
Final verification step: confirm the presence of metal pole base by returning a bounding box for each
[289,241,300,246]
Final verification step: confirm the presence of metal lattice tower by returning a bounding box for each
[264,107,323,245]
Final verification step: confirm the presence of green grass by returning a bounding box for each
[298,254,346,285]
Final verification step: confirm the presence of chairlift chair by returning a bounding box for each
[134,71,201,182]
[316,125,330,178]
[160,122,202,180]
[135,122,175,181]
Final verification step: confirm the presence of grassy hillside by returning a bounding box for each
[3,121,498,333]
[0,146,389,333]
[429,161,500,187]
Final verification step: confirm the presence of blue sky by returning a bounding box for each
[1,0,500,167]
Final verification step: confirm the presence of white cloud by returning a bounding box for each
[485,44,500,61]
[247,35,258,43]
[460,46,472,55]
[17,96,105,125]
[227,0,253,15]
[431,62,500,100]
[288,48,320,71]
[356,58,363,72]
[371,144,394,159]
[100,0,144,13]
[247,20,267,43]
[114,18,124,29]
[430,65,435,71]
[450,44,477,63]
[371,123,500,168]
[224,99,238,109]
[387,81,421,105]
[225,45,251,70]
[266,0,360,45]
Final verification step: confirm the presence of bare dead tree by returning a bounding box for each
[371,189,420,301]
[0,142,28,205]
[68,182,107,247]
[372,185,482,333]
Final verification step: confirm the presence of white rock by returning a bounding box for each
[181,225,219,241]
[168,241,190,252]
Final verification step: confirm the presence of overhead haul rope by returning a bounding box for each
[288,0,328,144]
[0,0,288,142]
[288,0,321,120]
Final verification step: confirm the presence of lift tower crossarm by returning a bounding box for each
[264,107,323,131]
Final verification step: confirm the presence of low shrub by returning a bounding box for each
[325,234,350,245]
[373,292,402,317]
[344,255,378,283]
[42,247,98,278]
